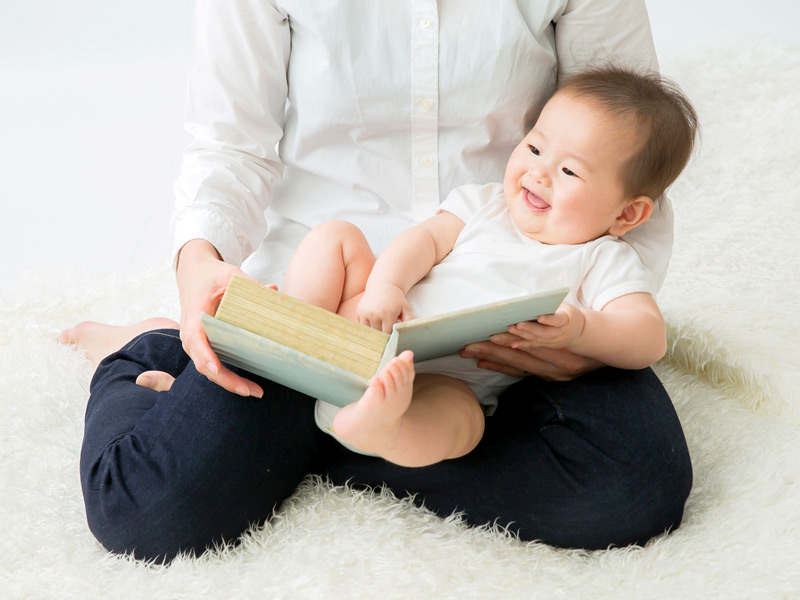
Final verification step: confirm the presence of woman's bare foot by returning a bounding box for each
[58,318,179,369]
[332,350,415,456]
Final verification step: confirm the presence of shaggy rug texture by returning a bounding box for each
[2,37,799,599]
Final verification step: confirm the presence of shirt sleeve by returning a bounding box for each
[553,0,673,292]
[553,0,659,77]
[578,239,656,312]
[170,0,290,267]
[437,182,501,225]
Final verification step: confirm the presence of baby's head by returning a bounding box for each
[504,66,698,245]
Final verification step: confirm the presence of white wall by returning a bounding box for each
[1,1,797,294]
[647,0,799,56]
[0,1,194,293]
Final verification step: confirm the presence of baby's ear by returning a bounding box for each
[609,196,654,236]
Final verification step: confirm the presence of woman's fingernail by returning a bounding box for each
[206,362,219,376]
[235,386,250,397]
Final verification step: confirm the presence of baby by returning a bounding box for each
[280,66,698,467]
[62,67,697,469]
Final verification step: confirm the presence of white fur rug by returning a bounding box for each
[3,37,800,599]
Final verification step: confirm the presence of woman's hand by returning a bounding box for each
[460,332,603,382]
[175,239,265,397]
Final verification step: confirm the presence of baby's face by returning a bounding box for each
[503,92,640,245]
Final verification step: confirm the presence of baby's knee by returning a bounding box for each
[309,220,367,245]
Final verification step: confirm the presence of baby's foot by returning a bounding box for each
[332,350,415,456]
[58,318,179,369]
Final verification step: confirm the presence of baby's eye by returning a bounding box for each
[527,144,540,156]
[562,167,577,177]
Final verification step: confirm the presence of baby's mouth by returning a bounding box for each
[523,188,551,211]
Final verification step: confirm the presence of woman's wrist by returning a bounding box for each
[176,239,222,276]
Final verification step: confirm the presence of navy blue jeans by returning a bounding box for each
[81,329,692,562]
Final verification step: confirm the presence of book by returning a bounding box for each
[201,276,568,407]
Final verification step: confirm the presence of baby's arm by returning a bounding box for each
[508,292,666,370]
[357,211,465,332]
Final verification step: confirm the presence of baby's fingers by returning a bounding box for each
[507,318,566,348]
[399,305,414,323]
[507,319,552,340]
[533,311,568,327]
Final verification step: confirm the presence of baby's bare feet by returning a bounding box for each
[58,318,179,369]
[332,350,415,456]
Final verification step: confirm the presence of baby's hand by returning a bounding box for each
[357,284,413,333]
[506,302,585,351]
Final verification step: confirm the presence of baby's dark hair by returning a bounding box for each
[557,66,698,201]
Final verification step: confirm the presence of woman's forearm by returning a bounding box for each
[176,239,222,276]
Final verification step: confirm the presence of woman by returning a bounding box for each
[74,0,692,561]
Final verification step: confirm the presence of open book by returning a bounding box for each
[202,276,568,407]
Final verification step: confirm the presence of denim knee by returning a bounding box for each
[82,459,217,562]
[81,335,327,562]
[564,431,693,549]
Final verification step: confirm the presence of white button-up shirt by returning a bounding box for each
[172,0,671,288]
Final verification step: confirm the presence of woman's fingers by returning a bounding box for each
[461,341,602,381]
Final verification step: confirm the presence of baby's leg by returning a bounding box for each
[283,220,375,319]
[59,318,179,370]
[333,352,485,467]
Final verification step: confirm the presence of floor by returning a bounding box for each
[1,0,798,296]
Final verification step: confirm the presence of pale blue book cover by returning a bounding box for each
[202,287,567,407]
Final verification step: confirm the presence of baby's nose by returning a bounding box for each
[529,165,551,186]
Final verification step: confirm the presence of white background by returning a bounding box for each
[1,1,798,295]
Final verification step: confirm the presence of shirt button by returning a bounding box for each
[420,16,432,29]
[419,156,432,168]
[420,98,433,111]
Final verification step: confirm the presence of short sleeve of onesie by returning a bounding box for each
[578,238,656,311]
[437,183,499,225]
